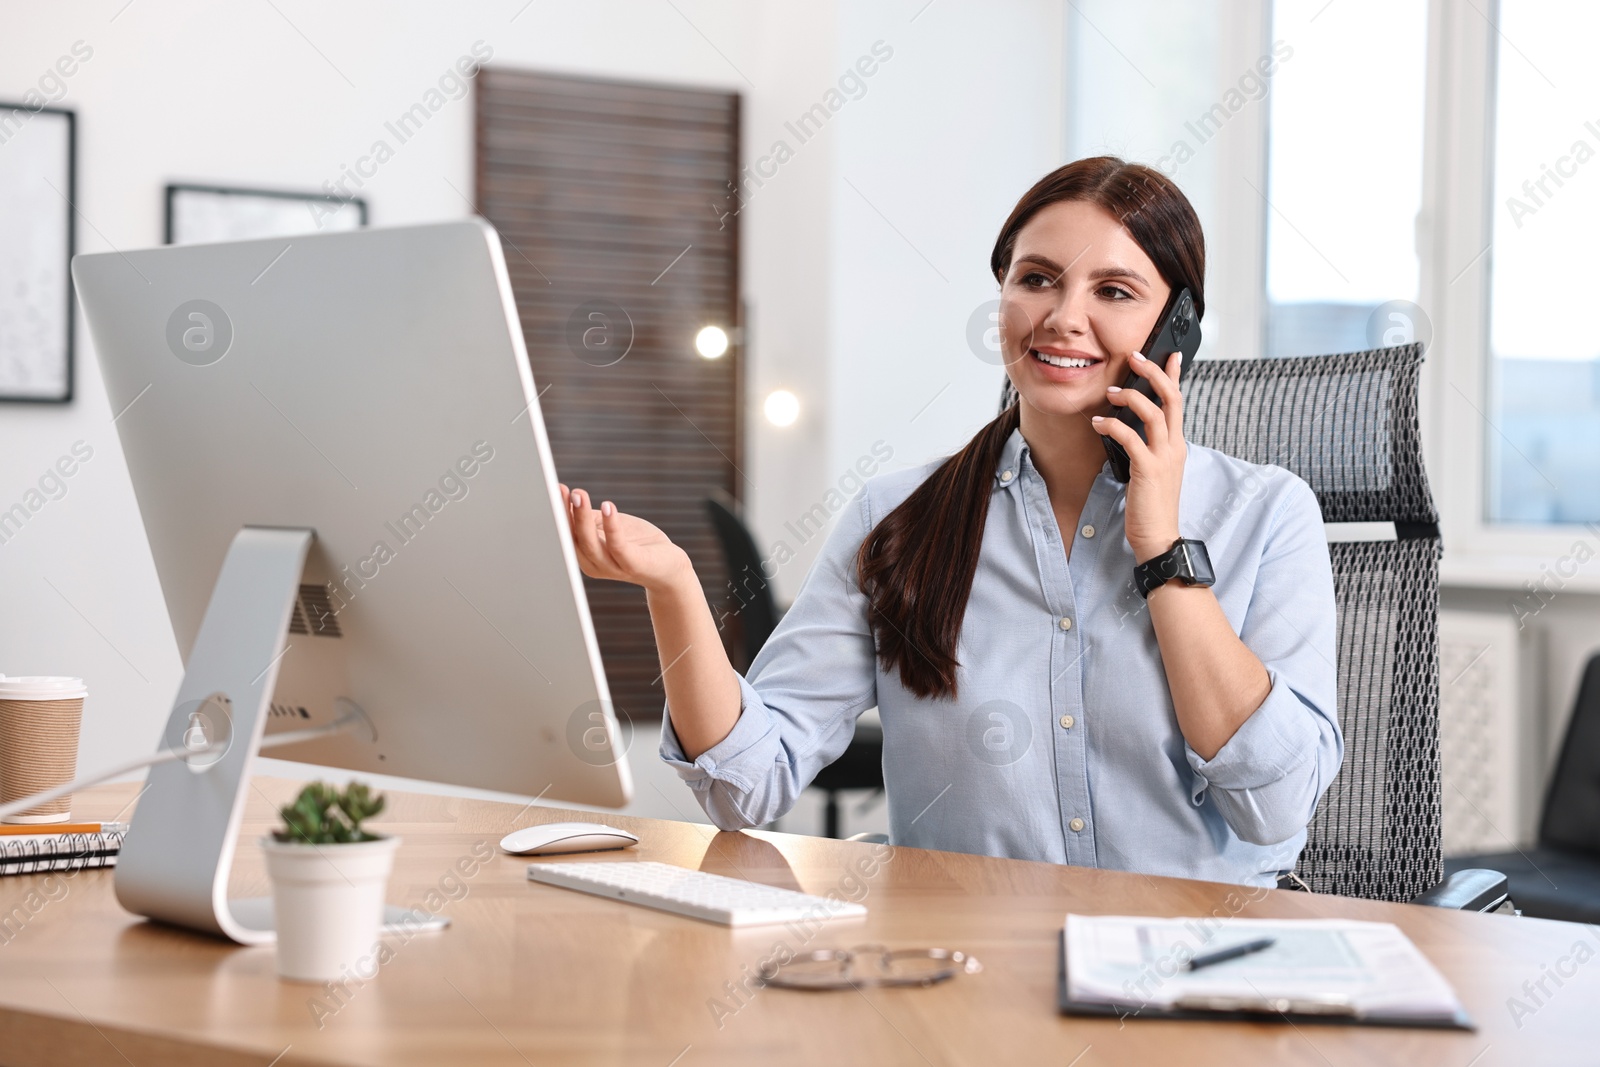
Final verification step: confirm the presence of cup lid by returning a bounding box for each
[0,676,87,700]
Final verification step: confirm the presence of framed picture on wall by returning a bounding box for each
[0,104,75,403]
[165,183,367,246]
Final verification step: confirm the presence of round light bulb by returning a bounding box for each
[694,325,730,359]
[764,389,800,427]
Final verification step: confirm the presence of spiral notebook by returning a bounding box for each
[0,830,125,876]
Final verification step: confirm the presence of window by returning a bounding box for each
[1066,0,1600,551]
[1485,0,1600,524]
[1262,0,1429,358]
[1064,0,1230,360]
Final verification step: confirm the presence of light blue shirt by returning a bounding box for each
[660,427,1342,887]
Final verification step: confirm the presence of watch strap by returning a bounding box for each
[1134,538,1214,599]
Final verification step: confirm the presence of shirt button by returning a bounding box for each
[1082,524,1096,538]
[1069,817,1085,832]
[1059,715,1075,730]
[1058,616,1073,631]
[1000,469,1014,483]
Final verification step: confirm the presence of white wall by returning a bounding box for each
[736,1,1068,595]
[0,0,1069,831]
[825,1,1065,495]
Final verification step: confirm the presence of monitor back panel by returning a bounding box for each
[73,220,631,807]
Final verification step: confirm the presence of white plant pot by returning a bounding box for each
[261,834,400,982]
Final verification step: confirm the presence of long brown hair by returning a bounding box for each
[854,157,1206,700]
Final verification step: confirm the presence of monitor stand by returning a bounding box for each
[113,526,448,945]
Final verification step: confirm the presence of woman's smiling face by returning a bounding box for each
[999,199,1172,418]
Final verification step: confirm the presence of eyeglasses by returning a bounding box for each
[757,944,983,991]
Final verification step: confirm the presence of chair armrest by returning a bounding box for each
[1410,868,1511,912]
[846,832,889,845]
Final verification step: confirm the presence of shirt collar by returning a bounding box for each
[995,426,1029,491]
[993,424,1118,491]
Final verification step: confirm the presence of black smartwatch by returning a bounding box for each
[1133,538,1215,599]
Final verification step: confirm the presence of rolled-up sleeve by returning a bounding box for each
[659,490,880,830]
[1183,477,1343,847]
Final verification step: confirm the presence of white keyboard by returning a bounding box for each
[526,860,868,927]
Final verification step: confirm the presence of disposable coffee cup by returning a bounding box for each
[0,676,87,824]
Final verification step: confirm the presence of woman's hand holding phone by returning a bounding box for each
[1091,351,1187,564]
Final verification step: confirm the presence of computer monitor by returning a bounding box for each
[72,219,631,943]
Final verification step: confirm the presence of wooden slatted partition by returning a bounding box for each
[476,68,741,726]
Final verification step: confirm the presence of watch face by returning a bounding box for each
[1135,538,1213,598]
[1181,540,1216,586]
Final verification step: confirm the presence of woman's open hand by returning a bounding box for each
[1091,351,1187,563]
[560,483,740,759]
[559,484,693,593]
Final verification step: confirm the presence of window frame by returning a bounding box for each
[1416,0,1600,585]
[1207,0,1273,369]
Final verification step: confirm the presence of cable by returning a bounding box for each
[0,741,222,822]
[0,707,365,823]
[254,707,364,751]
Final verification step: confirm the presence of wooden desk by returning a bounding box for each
[0,779,1591,1066]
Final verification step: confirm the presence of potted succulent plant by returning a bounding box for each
[261,781,398,982]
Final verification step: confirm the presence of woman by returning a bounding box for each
[559,157,1341,888]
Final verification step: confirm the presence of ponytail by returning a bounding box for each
[855,401,1020,700]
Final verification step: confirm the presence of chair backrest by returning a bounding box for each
[704,492,782,673]
[1000,347,1445,899]
[1183,343,1442,901]
[1539,652,1600,853]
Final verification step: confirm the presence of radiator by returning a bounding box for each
[1438,609,1524,855]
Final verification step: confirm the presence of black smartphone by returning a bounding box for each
[1103,286,1202,483]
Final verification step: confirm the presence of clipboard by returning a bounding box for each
[1057,930,1475,1030]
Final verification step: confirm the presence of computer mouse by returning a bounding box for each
[499,821,640,856]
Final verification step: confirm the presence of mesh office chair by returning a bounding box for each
[705,492,885,839]
[998,342,1504,908]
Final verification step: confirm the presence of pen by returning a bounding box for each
[1186,937,1276,971]
[0,821,131,836]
